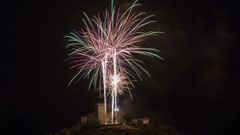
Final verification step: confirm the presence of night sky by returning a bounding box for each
[1,0,240,135]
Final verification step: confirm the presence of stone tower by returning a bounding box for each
[95,103,106,125]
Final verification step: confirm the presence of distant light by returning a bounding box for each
[114,107,119,112]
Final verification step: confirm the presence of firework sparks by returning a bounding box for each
[65,0,163,124]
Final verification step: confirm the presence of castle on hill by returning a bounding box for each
[81,103,124,125]
[80,103,150,125]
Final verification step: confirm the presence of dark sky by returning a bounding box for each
[1,0,240,135]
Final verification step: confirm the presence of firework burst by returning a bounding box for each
[65,0,163,124]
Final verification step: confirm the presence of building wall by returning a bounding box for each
[95,103,106,125]
[80,116,87,124]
